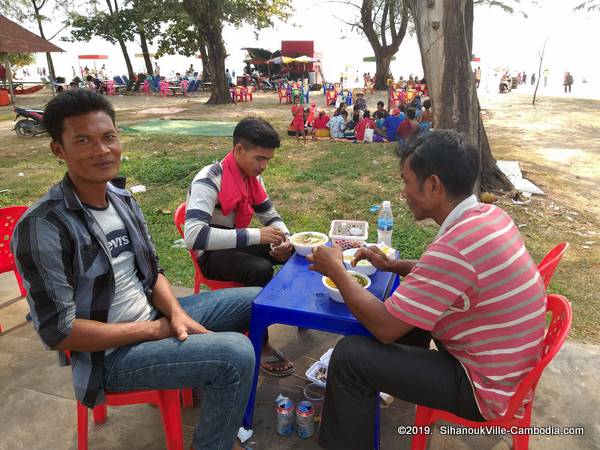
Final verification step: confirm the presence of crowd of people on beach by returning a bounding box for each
[289,87,433,146]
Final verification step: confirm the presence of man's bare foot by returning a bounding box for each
[260,342,294,376]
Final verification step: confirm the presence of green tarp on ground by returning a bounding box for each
[122,120,237,136]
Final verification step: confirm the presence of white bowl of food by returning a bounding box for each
[342,248,377,276]
[290,231,329,256]
[322,271,371,303]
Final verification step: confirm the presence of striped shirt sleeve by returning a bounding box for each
[385,242,478,330]
[184,167,260,251]
[12,215,76,349]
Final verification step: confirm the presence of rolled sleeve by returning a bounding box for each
[12,216,76,348]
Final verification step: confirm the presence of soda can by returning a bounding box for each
[275,395,295,436]
[296,400,315,438]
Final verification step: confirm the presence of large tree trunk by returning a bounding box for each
[204,34,229,104]
[199,42,210,81]
[373,51,393,90]
[409,0,512,193]
[117,38,136,91]
[183,0,231,104]
[138,27,154,75]
[106,0,135,90]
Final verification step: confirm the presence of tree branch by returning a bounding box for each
[48,24,69,40]
[380,0,389,47]
[390,2,408,49]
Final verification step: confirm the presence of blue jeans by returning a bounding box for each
[103,287,260,450]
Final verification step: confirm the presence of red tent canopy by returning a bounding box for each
[78,55,109,60]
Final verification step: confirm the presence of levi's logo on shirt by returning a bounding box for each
[105,229,132,258]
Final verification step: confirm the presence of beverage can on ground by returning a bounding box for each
[275,395,295,436]
[296,400,315,438]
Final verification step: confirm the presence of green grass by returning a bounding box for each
[0,129,435,288]
[2,96,596,343]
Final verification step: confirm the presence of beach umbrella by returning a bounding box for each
[78,54,108,74]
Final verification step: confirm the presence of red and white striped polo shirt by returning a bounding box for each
[385,197,546,420]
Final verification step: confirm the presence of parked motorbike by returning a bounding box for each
[14,107,46,138]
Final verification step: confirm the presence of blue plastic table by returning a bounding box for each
[242,251,398,446]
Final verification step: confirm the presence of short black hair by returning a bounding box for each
[406,108,416,120]
[233,117,280,149]
[363,110,370,119]
[423,99,432,109]
[43,89,116,143]
[399,130,479,198]
[377,101,384,107]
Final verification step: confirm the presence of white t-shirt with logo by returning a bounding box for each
[87,200,157,353]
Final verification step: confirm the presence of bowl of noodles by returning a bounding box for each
[322,271,371,303]
[342,248,377,276]
[290,231,329,256]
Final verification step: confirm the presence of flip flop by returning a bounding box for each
[260,349,295,377]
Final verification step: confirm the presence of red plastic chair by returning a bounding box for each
[0,205,28,297]
[411,294,572,450]
[180,79,189,96]
[278,87,290,104]
[77,389,183,450]
[389,89,402,109]
[0,206,28,332]
[325,89,337,106]
[244,86,253,102]
[159,80,173,97]
[173,203,244,293]
[142,79,151,95]
[105,80,116,96]
[305,103,317,128]
[537,242,569,289]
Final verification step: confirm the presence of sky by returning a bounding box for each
[10,0,600,90]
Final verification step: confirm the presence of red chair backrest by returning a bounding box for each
[537,242,569,289]
[173,202,243,293]
[0,206,28,273]
[502,294,572,418]
[173,203,186,238]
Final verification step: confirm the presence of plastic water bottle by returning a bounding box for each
[377,201,393,247]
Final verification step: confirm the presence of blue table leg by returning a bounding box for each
[242,316,269,429]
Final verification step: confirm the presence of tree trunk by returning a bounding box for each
[138,27,154,75]
[532,38,547,106]
[205,34,229,104]
[117,38,136,91]
[359,0,408,91]
[32,2,56,85]
[410,0,512,193]
[373,51,392,90]
[183,0,232,104]
[199,43,210,81]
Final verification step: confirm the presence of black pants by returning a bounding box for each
[318,331,484,450]
[198,244,280,288]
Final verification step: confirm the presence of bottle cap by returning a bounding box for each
[382,201,391,208]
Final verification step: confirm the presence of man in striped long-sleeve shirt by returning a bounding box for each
[185,117,294,376]
[308,130,546,450]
